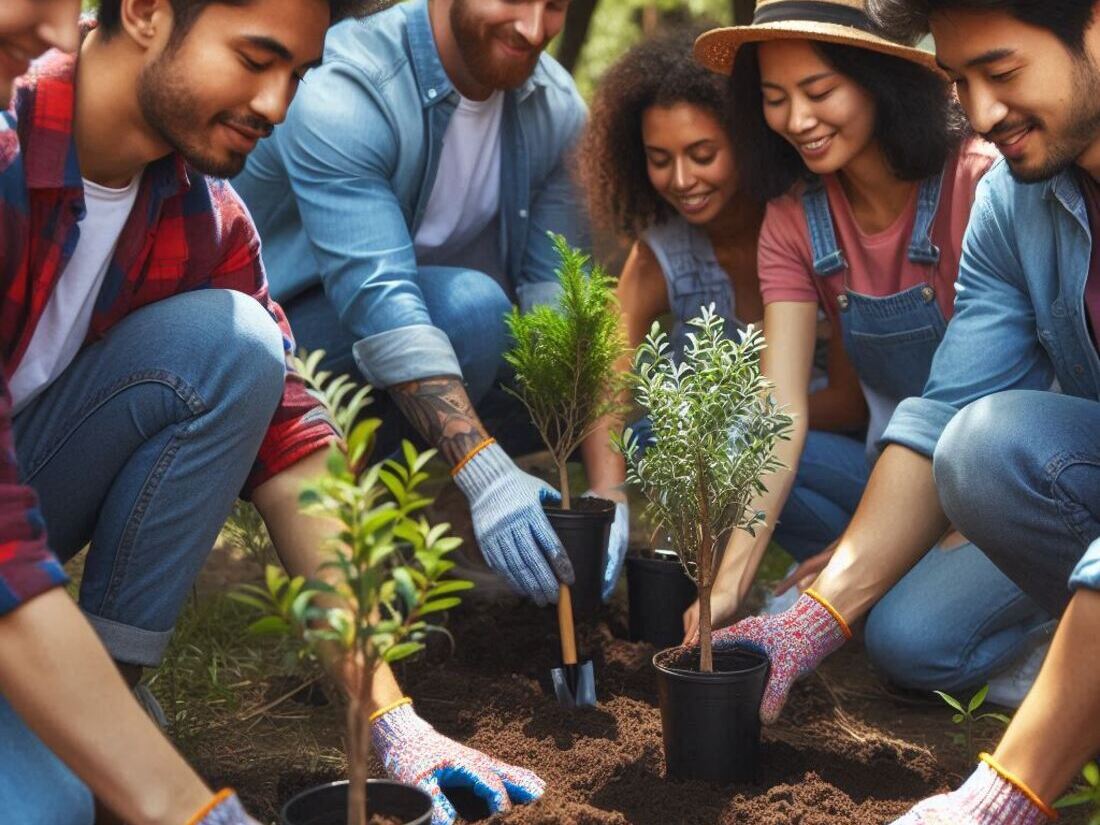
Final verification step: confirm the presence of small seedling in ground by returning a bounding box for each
[616,308,792,672]
[1055,762,1100,825]
[232,349,471,825]
[222,501,275,566]
[504,233,628,508]
[934,684,1012,762]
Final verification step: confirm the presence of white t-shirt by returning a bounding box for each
[414,90,503,258]
[10,174,142,413]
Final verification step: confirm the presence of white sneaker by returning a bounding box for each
[985,639,1051,709]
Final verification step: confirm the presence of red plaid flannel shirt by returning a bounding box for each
[0,47,337,615]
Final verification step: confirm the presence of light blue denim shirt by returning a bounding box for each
[232,0,588,387]
[883,159,1100,455]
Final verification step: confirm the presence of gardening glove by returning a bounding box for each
[890,758,1054,824]
[189,789,263,825]
[452,441,573,606]
[582,489,629,602]
[711,591,850,724]
[371,699,545,825]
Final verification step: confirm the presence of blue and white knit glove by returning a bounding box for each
[190,790,262,825]
[372,700,545,825]
[453,442,573,606]
[582,490,629,602]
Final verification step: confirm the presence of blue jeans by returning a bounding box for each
[13,290,286,666]
[0,694,94,825]
[286,268,543,458]
[778,431,1050,692]
[935,389,1100,613]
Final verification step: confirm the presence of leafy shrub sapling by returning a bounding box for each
[232,350,471,825]
[617,308,792,672]
[504,234,628,509]
[934,684,1012,763]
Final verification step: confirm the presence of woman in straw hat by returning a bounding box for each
[576,29,868,603]
[684,0,1052,702]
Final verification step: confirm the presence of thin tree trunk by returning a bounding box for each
[642,4,659,36]
[556,0,599,75]
[699,581,714,673]
[558,461,571,510]
[696,458,714,673]
[346,694,369,825]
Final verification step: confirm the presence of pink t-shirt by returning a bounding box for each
[758,137,999,329]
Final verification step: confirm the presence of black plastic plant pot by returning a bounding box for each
[543,496,614,620]
[626,550,697,649]
[280,779,433,825]
[653,646,769,784]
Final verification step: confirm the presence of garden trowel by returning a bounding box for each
[551,584,596,708]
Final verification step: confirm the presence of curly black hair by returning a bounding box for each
[730,41,971,202]
[580,28,741,240]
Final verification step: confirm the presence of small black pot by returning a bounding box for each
[654,647,769,783]
[543,497,614,620]
[280,779,433,825]
[626,551,696,649]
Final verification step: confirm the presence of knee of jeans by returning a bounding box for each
[864,601,967,692]
[427,270,510,388]
[212,290,287,417]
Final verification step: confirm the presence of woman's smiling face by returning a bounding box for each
[642,101,739,226]
[757,39,878,175]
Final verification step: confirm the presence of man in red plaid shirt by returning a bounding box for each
[0,1,545,824]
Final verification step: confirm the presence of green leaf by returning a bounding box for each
[247,616,291,636]
[977,712,1012,726]
[967,684,989,713]
[934,690,966,714]
[951,713,964,724]
[418,597,462,616]
[1054,791,1095,809]
[1084,762,1100,787]
[425,579,475,599]
[382,641,425,663]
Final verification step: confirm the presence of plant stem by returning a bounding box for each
[697,458,714,673]
[699,581,714,673]
[346,692,368,825]
[558,461,571,511]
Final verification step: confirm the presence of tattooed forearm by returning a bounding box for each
[389,375,490,465]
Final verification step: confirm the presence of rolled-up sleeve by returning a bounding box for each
[277,59,461,387]
[881,176,1056,457]
[1070,536,1100,591]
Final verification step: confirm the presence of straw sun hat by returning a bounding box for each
[694,0,939,75]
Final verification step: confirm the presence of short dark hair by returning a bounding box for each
[96,0,381,40]
[730,41,970,201]
[579,28,744,239]
[868,0,1098,52]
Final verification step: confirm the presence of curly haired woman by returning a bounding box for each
[578,29,867,604]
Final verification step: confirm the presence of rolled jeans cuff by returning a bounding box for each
[1069,536,1100,592]
[516,281,563,314]
[352,324,463,388]
[85,612,173,667]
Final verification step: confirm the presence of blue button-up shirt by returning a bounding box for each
[884,159,1100,456]
[233,0,588,387]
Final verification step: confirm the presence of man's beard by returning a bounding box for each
[997,56,1100,183]
[136,50,269,179]
[450,0,542,92]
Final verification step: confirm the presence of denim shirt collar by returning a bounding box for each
[1046,167,1090,233]
[404,0,542,108]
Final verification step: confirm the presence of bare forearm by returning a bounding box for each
[579,418,626,500]
[812,444,948,621]
[390,375,489,466]
[254,452,406,715]
[0,590,211,825]
[993,588,1100,802]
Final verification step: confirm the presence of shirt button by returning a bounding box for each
[1074,364,1086,375]
[518,208,528,219]
[427,88,437,99]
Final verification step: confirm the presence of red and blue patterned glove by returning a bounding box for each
[370,699,545,825]
[188,789,262,825]
[891,757,1054,824]
[711,591,850,723]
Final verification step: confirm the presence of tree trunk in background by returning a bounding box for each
[557,0,600,75]
[732,0,755,24]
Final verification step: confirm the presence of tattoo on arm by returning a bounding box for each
[389,376,489,465]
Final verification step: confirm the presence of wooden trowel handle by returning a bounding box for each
[557,585,578,665]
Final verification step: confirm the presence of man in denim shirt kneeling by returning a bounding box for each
[234,0,632,608]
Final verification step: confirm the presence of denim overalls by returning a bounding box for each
[644,216,742,359]
[802,172,948,460]
[779,172,1052,695]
